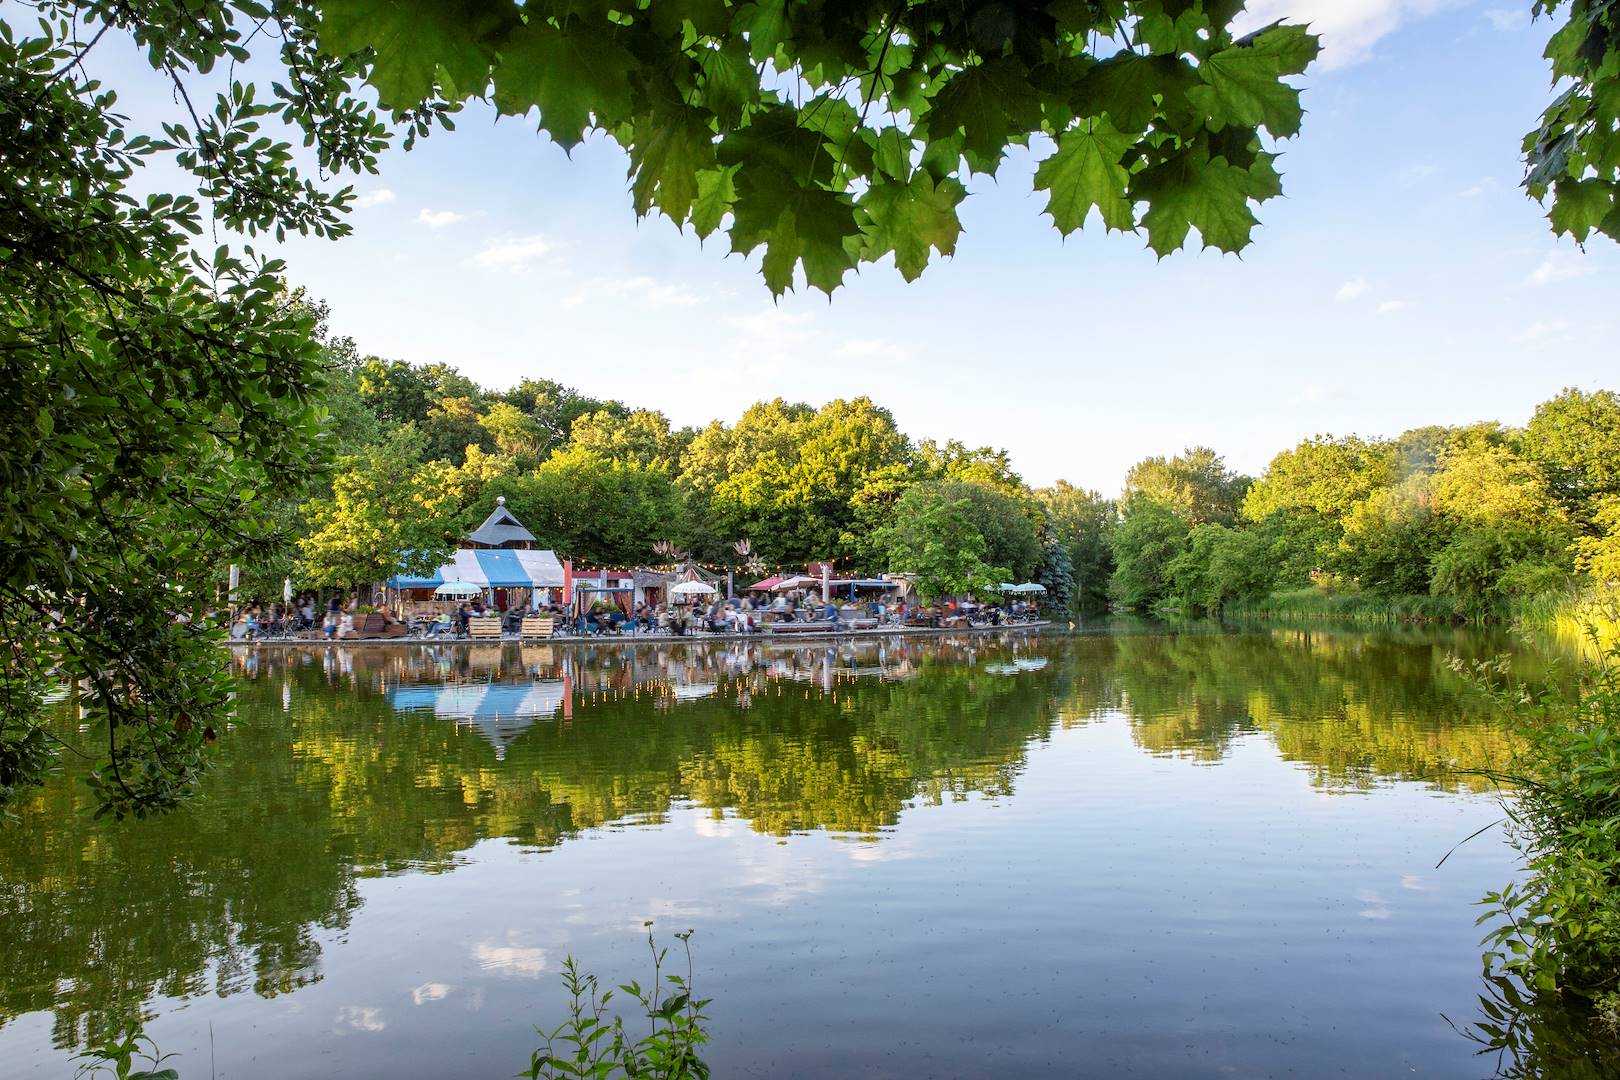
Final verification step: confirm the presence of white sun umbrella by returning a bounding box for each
[772,575,818,591]
[434,581,484,598]
[670,580,717,597]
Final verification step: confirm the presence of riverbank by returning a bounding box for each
[1222,588,1465,623]
[225,620,1055,649]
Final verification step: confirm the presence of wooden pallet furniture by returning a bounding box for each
[467,616,503,640]
[520,615,555,640]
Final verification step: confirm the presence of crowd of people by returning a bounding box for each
[226,589,1043,642]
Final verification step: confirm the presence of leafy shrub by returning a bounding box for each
[1465,630,1620,1001]
[525,926,711,1080]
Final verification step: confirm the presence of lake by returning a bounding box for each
[0,625,1565,1077]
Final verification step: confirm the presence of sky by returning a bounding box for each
[89,1,1617,493]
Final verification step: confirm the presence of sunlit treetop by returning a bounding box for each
[301,0,1320,294]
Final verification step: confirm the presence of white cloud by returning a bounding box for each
[1240,1,1467,69]
[412,982,453,1005]
[564,274,702,307]
[1356,888,1393,920]
[336,1006,386,1033]
[417,208,469,228]
[1335,276,1369,302]
[471,234,553,272]
[1483,8,1521,30]
[472,940,548,976]
[1376,299,1409,314]
[1528,251,1597,286]
[1459,177,1496,198]
[355,189,396,209]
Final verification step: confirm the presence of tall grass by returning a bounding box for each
[1513,584,1620,657]
[1225,588,1462,623]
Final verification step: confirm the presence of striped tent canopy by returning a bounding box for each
[387,548,565,590]
[389,682,567,756]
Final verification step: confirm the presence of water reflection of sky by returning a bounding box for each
[2,628,1553,1079]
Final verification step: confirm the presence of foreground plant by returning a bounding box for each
[526,926,712,1080]
[1454,626,1620,1064]
[74,1019,178,1080]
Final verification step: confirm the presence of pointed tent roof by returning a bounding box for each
[467,496,536,548]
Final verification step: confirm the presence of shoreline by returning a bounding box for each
[225,620,1055,649]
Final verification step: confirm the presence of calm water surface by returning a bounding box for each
[0,625,1558,1077]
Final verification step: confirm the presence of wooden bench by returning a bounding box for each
[766,621,832,634]
[467,616,503,640]
[520,615,555,640]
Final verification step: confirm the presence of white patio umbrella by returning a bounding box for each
[771,575,818,591]
[434,581,484,598]
[669,580,717,597]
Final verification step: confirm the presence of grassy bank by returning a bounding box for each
[1512,585,1620,656]
[1218,583,1620,635]
[1223,588,1464,623]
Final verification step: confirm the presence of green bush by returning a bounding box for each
[525,927,711,1080]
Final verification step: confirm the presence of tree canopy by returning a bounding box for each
[312,0,1321,295]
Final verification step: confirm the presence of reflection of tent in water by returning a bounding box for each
[389,681,566,758]
[982,658,1049,675]
[671,682,718,701]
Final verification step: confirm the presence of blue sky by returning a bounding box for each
[102,1,1618,492]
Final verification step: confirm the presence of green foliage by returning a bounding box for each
[1464,630,1620,1034]
[877,484,1009,602]
[74,1019,178,1080]
[1123,446,1248,526]
[682,397,911,563]
[526,927,711,1080]
[1525,2,1620,245]
[1167,522,1275,614]
[1430,526,1570,621]
[1108,498,1190,610]
[1037,535,1076,613]
[1242,435,1396,522]
[311,0,1319,295]
[1038,482,1115,611]
[296,427,462,589]
[1524,388,1620,530]
[1113,404,1620,624]
[0,10,372,815]
[497,448,691,567]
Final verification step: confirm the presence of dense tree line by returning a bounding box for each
[1091,389,1620,619]
[282,342,1062,606]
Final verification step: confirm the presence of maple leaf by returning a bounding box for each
[628,102,719,222]
[690,165,740,239]
[925,58,1042,169]
[1187,24,1321,138]
[1133,147,1258,256]
[861,173,966,281]
[491,22,636,150]
[730,170,859,295]
[1033,118,1138,235]
[1075,53,1193,134]
[320,0,512,110]
[1548,177,1616,241]
[736,0,792,65]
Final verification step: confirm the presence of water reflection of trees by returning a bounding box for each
[1103,626,1530,792]
[0,627,1540,1053]
[0,635,1059,1047]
